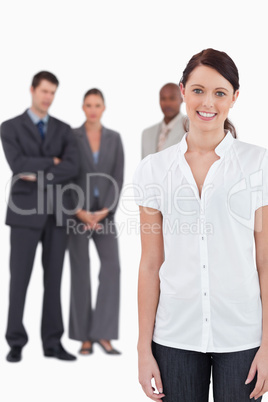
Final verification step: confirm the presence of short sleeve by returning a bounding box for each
[133,155,161,210]
[255,150,268,210]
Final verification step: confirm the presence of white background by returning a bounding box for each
[0,0,268,401]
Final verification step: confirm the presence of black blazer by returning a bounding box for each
[0,110,79,228]
[72,124,124,215]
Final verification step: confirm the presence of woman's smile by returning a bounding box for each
[180,65,238,135]
[197,111,217,121]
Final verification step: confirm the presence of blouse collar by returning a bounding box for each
[179,131,234,158]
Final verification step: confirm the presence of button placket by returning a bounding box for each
[199,212,211,352]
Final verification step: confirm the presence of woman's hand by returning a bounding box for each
[246,345,268,399]
[93,208,109,223]
[138,350,165,401]
[76,208,109,230]
[76,209,101,230]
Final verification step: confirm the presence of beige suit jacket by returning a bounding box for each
[141,112,185,159]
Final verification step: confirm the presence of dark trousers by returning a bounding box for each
[6,216,68,350]
[152,341,262,402]
[68,196,120,341]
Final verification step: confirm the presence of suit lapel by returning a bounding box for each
[165,115,185,148]
[96,126,108,168]
[78,124,109,171]
[43,116,57,148]
[21,111,42,145]
[165,123,178,148]
[154,123,161,153]
[78,124,96,171]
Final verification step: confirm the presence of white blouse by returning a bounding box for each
[133,131,268,353]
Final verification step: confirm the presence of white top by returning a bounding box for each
[133,131,268,353]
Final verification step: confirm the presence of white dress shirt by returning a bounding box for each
[133,131,268,353]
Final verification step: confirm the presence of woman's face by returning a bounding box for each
[83,94,105,123]
[180,65,239,134]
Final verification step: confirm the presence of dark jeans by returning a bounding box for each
[152,341,262,402]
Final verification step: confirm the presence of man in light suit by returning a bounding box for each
[141,83,185,158]
[1,71,79,362]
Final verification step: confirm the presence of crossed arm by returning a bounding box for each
[1,123,79,184]
[19,157,61,181]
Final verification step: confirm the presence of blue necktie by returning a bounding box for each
[36,120,45,140]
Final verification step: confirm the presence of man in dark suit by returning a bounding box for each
[1,71,79,362]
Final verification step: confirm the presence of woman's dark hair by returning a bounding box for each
[32,71,59,88]
[83,88,105,103]
[180,48,239,138]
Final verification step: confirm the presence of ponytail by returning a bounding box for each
[224,118,237,138]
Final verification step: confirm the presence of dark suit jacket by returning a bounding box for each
[0,110,79,228]
[72,124,124,215]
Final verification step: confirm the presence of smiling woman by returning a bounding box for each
[180,48,240,138]
[134,48,268,402]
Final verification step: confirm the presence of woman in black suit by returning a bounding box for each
[68,88,124,355]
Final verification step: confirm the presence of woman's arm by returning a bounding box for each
[137,205,165,401]
[246,206,268,399]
